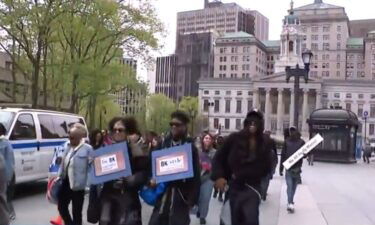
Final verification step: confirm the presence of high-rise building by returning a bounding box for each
[175,32,217,100]
[155,0,270,100]
[198,0,375,141]
[176,1,255,39]
[248,10,269,41]
[155,55,178,100]
[113,58,146,116]
[349,19,375,38]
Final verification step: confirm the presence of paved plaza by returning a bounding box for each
[11,158,375,225]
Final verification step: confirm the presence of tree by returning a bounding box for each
[179,96,199,136]
[0,0,64,107]
[0,0,165,127]
[146,94,176,135]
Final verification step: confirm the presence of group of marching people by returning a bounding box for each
[0,108,307,225]
[51,108,288,225]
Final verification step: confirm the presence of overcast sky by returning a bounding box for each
[153,0,375,55]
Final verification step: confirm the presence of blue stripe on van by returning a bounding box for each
[11,141,66,150]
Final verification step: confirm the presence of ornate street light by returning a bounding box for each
[286,49,314,130]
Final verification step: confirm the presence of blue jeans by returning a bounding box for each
[198,179,214,219]
[285,170,299,204]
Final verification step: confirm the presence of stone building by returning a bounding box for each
[198,0,375,143]
[155,0,269,101]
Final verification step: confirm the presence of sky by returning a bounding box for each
[141,0,375,84]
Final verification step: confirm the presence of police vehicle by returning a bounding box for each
[0,106,87,184]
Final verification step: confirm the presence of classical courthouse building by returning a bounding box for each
[198,0,375,141]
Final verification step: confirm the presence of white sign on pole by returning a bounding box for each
[282,134,324,170]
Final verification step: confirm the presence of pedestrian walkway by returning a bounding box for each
[11,160,375,225]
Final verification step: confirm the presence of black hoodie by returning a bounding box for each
[211,110,273,187]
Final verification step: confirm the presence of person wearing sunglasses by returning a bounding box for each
[57,123,92,225]
[148,110,201,225]
[211,110,273,225]
[98,117,149,225]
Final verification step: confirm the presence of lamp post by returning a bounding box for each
[286,49,313,130]
[207,101,214,131]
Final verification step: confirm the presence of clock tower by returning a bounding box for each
[275,1,305,73]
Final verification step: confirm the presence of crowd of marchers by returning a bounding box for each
[0,109,310,225]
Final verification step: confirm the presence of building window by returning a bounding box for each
[236,100,242,113]
[371,104,375,117]
[323,35,330,40]
[323,43,330,50]
[311,43,318,50]
[337,34,341,40]
[214,100,220,112]
[215,90,220,95]
[203,100,209,112]
[334,93,340,98]
[337,25,341,32]
[346,103,351,111]
[323,25,330,32]
[312,26,318,32]
[235,119,241,130]
[231,47,238,53]
[214,118,219,129]
[337,63,340,69]
[225,119,230,130]
[358,94,364,99]
[358,104,364,117]
[311,35,318,41]
[337,43,341,50]
[248,100,253,112]
[225,100,231,113]
[237,91,242,96]
[370,124,375,135]
[204,90,209,95]
[336,71,340,77]
[346,93,352,98]
[371,94,375,99]
[226,91,231,95]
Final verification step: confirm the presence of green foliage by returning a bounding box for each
[146,94,177,135]
[179,96,199,135]
[0,0,165,129]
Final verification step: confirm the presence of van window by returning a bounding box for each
[10,114,36,140]
[0,111,15,134]
[38,115,60,139]
[38,114,85,139]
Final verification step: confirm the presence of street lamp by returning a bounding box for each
[207,101,214,131]
[286,49,313,130]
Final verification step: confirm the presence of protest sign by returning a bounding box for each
[89,142,132,185]
[152,143,194,183]
[282,134,324,170]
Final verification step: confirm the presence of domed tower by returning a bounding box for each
[275,1,305,73]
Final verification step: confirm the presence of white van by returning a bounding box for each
[0,107,87,184]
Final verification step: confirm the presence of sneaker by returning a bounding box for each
[287,203,295,213]
[9,213,16,221]
[200,218,206,224]
[289,203,295,213]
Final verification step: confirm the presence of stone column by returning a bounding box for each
[316,89,322,109]
[277,88,284,136]
[302,88,309,133]
[289,89,295,128]
[253,89,259,110]
[265,88,271,130]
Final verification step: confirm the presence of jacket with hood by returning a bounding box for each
[211,110,273,187]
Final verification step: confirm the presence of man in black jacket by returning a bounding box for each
[211,110,273,225]
[279,127,305,213]
[148,111,201,225]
